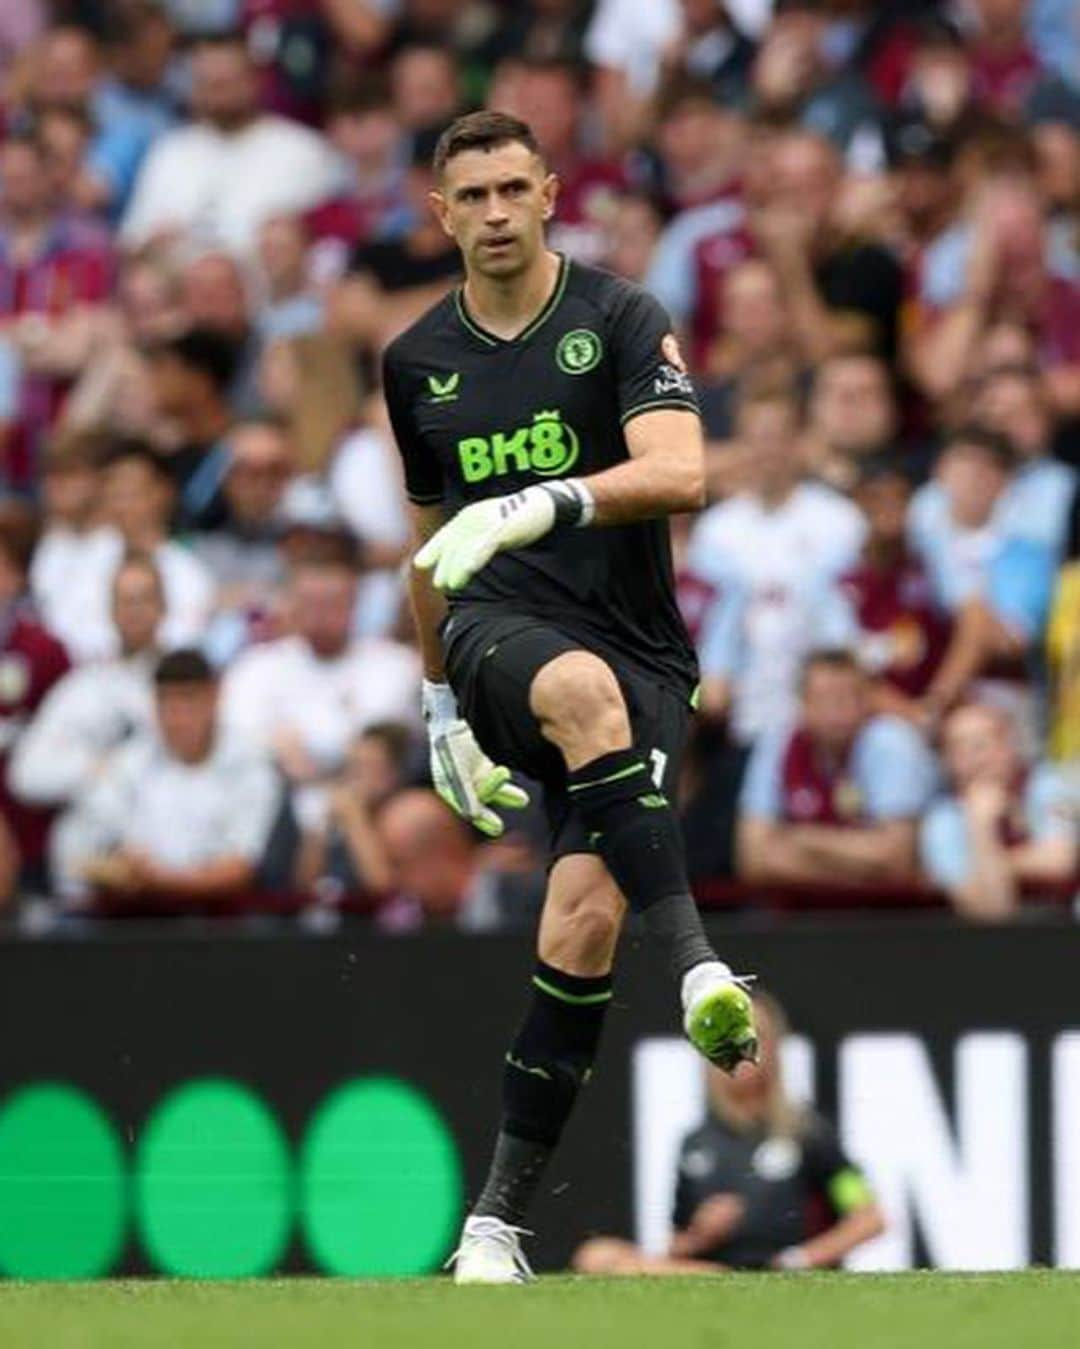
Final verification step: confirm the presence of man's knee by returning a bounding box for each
[530,651,630,764]
[540,869,625,973]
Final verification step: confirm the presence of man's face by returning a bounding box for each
[112,565,165,654]
[802,665,866,750]
[943,705,1015,791]
[0,143,48,218]
[938,444,1007,530]
[43,461,98,524]
[191,45,258,131]
[291,565,356,657]
[767,135,838,228]
[856,474,910,547]
[811,357,895,456]
[157,681,218,764]
[740,401,800,486]
[182,254,249,336]
[976,373,1049,460]
[515,69,580,162]
[103,460,172,541]
[225,425,292,525]
[35,29,98,107]
[723,261,787,355]
[432,142,556,280]
[391,47,459,131]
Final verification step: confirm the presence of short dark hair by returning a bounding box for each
[942,423,1016,472]
[433,111,541,177]
[101,437,174,485]
[147,328,239,393]
[155,649,215,687]
[801,648,861,691]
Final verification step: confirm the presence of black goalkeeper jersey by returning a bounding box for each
[382,255,700,694]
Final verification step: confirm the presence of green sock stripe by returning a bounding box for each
[532,975,613,1006]
[567,761,645,793]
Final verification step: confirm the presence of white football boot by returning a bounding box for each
[682,961,759,1072]
[448,1215,535,1285]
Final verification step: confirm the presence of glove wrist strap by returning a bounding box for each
[422,678,459,729]
[540,478,595,529]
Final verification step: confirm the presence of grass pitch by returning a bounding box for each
[0,1272,1077,1349]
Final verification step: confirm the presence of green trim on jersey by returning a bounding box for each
[620,398,701,426]
[454,254,569,347]
[532,975,613,1007]
[567,760,645,792]
[828,1167,875,1215]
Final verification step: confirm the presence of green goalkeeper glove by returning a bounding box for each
[415,481,593,592]
[422,680,529,837]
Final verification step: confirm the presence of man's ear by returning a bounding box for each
[541,172,559,222]
[429,189,455,239]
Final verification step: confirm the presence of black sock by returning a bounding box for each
[474,961,612,1226]
[566,747,717,980]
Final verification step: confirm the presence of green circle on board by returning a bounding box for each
[0,1083,125,1279]
[134,1079,291,1278]
[300,1077,463,1277]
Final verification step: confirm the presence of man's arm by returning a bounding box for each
[584,407,705,523]
[783,821,918,882]
[407,503,449,680]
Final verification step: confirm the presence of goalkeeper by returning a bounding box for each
[383,110,757,1285]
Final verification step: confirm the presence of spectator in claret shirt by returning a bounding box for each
[0,501,71,891]
[736,648,937,888]
[0,131,115,491]
[920,701,1078,922]
[821,460,951,720]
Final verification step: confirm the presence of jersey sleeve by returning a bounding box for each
[381,346,445,507]
[609,285,700,427]
[801,1116,876,1218]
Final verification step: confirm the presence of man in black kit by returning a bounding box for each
[383,110,757,1284]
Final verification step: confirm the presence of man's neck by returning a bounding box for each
[756,474,798,509]
[462,249,561,341]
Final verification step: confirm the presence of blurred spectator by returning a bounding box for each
[220,546,419,829]
[973,363,1076,555]
[305,81,408,281]
[652,76,746,215]
[0,2,45,95]
[30,432,106,641]
[121,32,343,255]
[501,56,627,266]
[804,352,908,493]
[329,133,460,350]
[909,427,1055,730]
[144,328,237,529]
[661,0,756,108]
[52,648,280,912]
[737,649,936,887]
[375,787,534,932]
[691,382,864,742]
[585,0,682,150]
[295,720,415,903]
[475,0,592,71]
[12,552,163,807]
[258,332,362,475]
[574,994,884,1274]
[749,2,883,162]
[823,460,951,719]
[601,192,664,285]
[51,440,216,662]
[254,214,324,342]
[966,0,1046,118]
[0,130,115,490]
[1047,485,1080,759]
[920,701,1078,921]
[389,43,461,132]
[0,500,71,889]
[179,250,263,413]
[193,417,292,663]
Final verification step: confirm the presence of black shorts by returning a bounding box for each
[443,612,692,863]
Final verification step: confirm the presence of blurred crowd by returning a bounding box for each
[0,0,1079,928]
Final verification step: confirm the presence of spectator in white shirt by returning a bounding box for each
[52,440,216,662]
[12,553,165,808]
[121,32,343,255]
[31,432,108,645]
[220,543,420,827]
[689,381,865,743]
[52,648,281,912]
